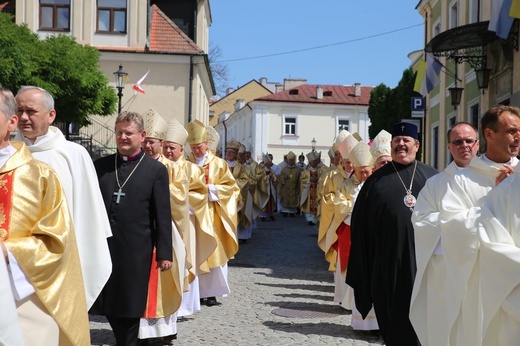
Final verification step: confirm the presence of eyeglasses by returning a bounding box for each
[451,139,477,146]
[116,131,140,138]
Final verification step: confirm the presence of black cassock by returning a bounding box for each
[90,151,172,318]
[346,160,437,346]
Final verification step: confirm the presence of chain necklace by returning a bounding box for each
[113,153,145,204]
[391,160,418,212]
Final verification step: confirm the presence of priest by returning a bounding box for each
[14,86,112,309]
[187,120,239,307]
[278,151,302,217]
[90,111,173,345]
[411,122,479,345]
[0,87,90,345]
[346,122,437,346]
[369,129,392,170]
[300,150,328,226]
[438,105,520,346]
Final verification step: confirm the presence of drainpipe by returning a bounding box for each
[222,117,228,149]
[188,55,194,123]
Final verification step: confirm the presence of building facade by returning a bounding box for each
[416,0,519,170]
[214,79,372,164]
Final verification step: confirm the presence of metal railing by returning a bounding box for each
[55,118,116,158]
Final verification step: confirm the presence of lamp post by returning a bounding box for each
[311,137,316,152]
[449,86,464,110]
[475,68,491,93]
[113,64,128,114]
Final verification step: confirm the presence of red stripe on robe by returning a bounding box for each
[332,223,351,272]
[144,249,159,317]
[0,171,14,241]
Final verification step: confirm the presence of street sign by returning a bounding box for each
[411,97,425,118]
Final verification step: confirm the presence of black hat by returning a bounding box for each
[391,122,418,139]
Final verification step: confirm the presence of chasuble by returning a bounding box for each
[1,142,90,345]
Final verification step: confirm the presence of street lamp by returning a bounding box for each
[475,68,491,93]
[311,138,316,151]
[449,86,464,110]
[113,64,128,114]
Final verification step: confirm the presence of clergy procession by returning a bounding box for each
[2,82,520,346]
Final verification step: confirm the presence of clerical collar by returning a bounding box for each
[481,154,512,165]
[0,144,16,168]
[309,166,317,172]
[195,152,208,167]
[22,129,52,146]
[119,149,143,162]
[246,158,253,164]
[227,160,236,168]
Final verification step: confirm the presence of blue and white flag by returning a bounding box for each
[489,0,515,39]
[419,53,443,96]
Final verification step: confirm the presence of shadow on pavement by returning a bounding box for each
[264,300,350,315]
[256,282,334,293]
[262,320,384,343]
[273,292,333,302]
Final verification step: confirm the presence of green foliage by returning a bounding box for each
[368,67,422,139]
[0,12,117,127]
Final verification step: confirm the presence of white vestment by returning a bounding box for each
[411,161,458,345]
[439,156,518,346]
[478,165,520,346]
[0,255,24,346]
[14,127,112,308]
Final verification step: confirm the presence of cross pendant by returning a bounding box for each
[114,188,125,204]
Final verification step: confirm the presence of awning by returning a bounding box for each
[425,21,497,54]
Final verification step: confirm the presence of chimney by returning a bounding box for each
[316,85,323,99]
[234,99,245,112]
[275,84,284,93]
[259,77,267,85]
[354,83,361,97]
[226,87,234,95]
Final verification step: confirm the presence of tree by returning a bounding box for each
[0,12,117,137]
[368,67,419,139]
[208,42,230,97]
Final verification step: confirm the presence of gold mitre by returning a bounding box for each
[144,108,168,140]
[238,144,246,154]
[186,120,208,144]
[164,117,188,145]
[262,152,272,164]
[306,151,319,162]
[338,134,359,159]
[352,132,363,142]
[207,126,220,151]
[370,130,392,159]
[287,151,296,160]
[350,142,374,168]
[333,130,351,152]
[242,140,252,152]
[226,139,241,151]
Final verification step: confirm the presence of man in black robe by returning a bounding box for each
[346,122,437,346]
[90,111,173,346]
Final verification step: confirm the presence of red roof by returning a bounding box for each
[148,4,203,54]
[256,84,372,106]
[97,5,203,55]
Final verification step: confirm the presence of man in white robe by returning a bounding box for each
[0,255,24,346]
[411,122,479,345]
[14,86,112,309]
[478,164,520,346]
[439,106,520,346]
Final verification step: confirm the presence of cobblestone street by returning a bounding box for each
[90,213,384,345]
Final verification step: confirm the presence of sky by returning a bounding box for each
[210,0,424,92]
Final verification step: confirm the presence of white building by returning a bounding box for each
[215,79,372,164]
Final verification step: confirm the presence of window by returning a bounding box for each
[40,0,70,31]
[284,117,296,135]
[469,0,481,23]
[449,1,458,29]
[432,18,441,38]
[431,124,439,169]
[97,0,127,33]
[338,119,349,132]
[469,103,480,129]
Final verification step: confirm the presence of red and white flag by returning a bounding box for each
[132,70,150,94]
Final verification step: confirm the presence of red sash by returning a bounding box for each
[0,171,14,241]
[332,223,351,272]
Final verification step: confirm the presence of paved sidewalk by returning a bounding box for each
[90,213,384,345]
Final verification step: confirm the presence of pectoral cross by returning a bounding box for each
[114,188,125,204]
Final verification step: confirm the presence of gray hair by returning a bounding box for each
[115,111,144,132]
[15,86,55,112]
[0,87,16,119]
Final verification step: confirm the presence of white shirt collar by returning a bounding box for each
[21,130,51,146]
[0,144,16,168]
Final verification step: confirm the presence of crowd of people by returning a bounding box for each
[2,83,520,346]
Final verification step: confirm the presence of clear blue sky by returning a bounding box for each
[210,0,424,91]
